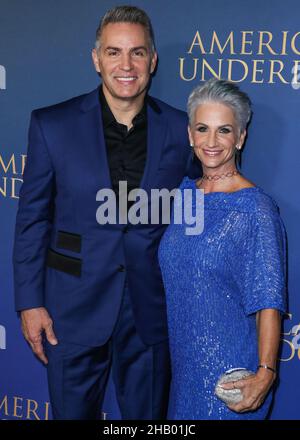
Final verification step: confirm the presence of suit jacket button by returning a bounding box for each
[118,265,125,272]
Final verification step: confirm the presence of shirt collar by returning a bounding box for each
[99,85,147,128]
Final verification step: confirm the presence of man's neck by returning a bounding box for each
[102,87,146,129]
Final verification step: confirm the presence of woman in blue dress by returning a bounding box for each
[158,78,287,420]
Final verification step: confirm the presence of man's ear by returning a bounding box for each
[150,51,158,74]
[92,48,101,73]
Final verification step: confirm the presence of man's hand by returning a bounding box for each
[20,307,58,364]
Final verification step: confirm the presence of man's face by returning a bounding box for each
[92,22,157,103]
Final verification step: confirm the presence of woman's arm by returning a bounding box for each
[257,308,281,373]
[221,308,281,413]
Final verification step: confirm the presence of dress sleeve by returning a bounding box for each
[239,207,287,316]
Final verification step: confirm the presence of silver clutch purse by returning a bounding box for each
[215,368,255,405]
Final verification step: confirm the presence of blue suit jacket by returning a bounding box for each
[13,87,197,346]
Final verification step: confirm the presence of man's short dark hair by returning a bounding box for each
[95,5,156,53]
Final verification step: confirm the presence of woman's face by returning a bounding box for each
[188,102,246,172]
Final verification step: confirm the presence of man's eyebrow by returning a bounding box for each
[104,46,148,52]
[130,46,148,51]
[105,46,121,51]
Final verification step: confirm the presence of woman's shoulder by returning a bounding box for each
[177,176,282,218]
[225,175,280,216]
[235,175,276,206]
[207,186,281,220]
[178,176,196,190]
[247,187,280,216]
[221,186,281,224]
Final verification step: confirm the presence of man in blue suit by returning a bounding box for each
[13,6,196,419]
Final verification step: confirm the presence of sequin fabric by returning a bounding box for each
[158,176,287,420]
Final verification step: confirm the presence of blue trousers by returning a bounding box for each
[45,284,171,419]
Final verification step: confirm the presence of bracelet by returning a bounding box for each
[257,364,276,374]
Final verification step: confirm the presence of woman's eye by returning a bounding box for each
[197,126,207,132]
[219,127,231,134]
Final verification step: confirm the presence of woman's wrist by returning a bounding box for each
[256,364,277,383]
[257,364,276,374]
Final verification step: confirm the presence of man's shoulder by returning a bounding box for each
[31,89,188,126]
[148,95,188,122]
[31,88,98,120]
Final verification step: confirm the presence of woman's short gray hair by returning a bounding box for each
[95,5,156,54]
[187,78,252,132]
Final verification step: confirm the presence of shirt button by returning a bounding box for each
[118,265,125,272]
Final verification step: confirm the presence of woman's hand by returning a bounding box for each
[219,368,276,413]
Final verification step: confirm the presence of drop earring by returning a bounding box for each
[190,143,194,160]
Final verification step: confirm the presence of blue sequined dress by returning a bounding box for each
[158,177,286,420]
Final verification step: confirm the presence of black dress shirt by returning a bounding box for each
[99,87,147,201]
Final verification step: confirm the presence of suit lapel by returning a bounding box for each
[79,87,112,189]
[78,90,167,193]
[140,97,167,192]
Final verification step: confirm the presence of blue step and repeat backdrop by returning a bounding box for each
[0,0,299,420]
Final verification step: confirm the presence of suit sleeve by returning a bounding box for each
[13,111,55,311]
